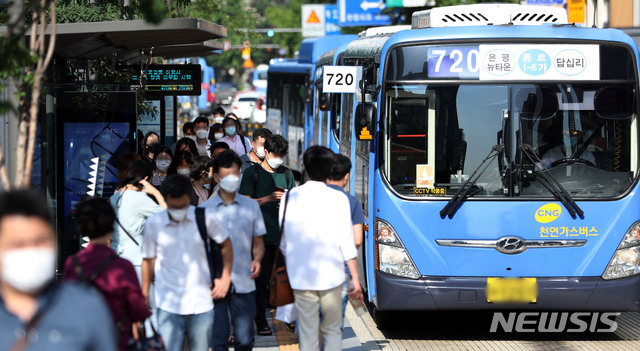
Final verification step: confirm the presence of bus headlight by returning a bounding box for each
[602,221,640,280]
[375,219,420,279]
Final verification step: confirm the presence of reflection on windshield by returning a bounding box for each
[385,83,636,199]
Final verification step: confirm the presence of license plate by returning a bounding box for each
[486,277,538,304]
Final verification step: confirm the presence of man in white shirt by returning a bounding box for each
[141,175,233,351]
[201,150,266,351]
[219,116,251,156]
[279,146,363,351]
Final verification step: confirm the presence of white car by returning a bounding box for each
[250,95,267,124]
[231,92,262,120]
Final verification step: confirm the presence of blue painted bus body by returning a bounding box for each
[330,18,640,317]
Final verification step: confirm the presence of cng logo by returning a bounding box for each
[535,204,562,223]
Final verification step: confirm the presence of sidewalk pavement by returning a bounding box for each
[249,305,365,351]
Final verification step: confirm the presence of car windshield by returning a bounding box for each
[383,83,637,199]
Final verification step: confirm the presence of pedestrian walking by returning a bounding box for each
[240,127,272,172]
[152,146,173,187]
[279,146,363,351]
[239,134,296,336]
[194,116,212,157]
[327,153,365,327]
[141,174,233,351]
[191,155,213,205]
[63,197,151,351]
[0,190,117,351]
[171,122,196,154]
[202,150,266,351]
[210,123,225,143]
[219,116,251,156]
[142,131,161,164]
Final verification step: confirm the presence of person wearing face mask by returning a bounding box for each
[219,116,251,156]
[239,134,295,336]
[194,116,212,157]
[152,146,174,187]
[201,150,266,351]
[212,107,226,125]
[240,127,273,172]
[209,123,225,143]
[63,198,151,351]
[171,123,196,154]
[191,155,213,205]
[0,190,117,351]
[142,175,233,351]
[142,131,161,164]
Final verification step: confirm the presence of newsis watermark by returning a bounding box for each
[489,312,621,333]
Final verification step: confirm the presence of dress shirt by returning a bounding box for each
[219,134,251,156]
[63,243,150,351]
[0,283,116,351]
[279,181,357,291]
[201,193,266,293]
[142,206,228,315]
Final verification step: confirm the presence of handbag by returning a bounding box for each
[268,189,295,307]
[126,321,165,351]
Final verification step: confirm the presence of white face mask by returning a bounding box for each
[218,174,241,193]
[214,116,224,124]
[255,146,266,159]
[2,247,56,294]
[214,133,224,140]
[196,129,209,139]
[266,154,284,170]
[156,160,171,172]
[168,208,189,222]
[177,168,191,177]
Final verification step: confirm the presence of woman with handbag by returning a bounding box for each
[63,198,152,351]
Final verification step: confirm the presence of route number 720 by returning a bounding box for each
[431,48,479,74]
[323,66,360,93]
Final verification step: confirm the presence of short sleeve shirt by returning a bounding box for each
[200,194,266,293]
[142,206,228,315]
[327,184,365,225]
[110,190,163,266]
[239,165,295,245]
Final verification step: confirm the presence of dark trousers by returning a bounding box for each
[213,291,256,351]
[254,244,278,328]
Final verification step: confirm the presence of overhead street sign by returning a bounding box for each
[325,5,341,35]
[131,64,202,96]
[338,0,392,27]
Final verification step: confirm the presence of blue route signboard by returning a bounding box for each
[325,5,341,35]
[338,0,392,27]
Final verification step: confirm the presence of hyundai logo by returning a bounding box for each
[495,236,527,254]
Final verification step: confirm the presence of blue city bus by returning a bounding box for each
[177,57,215,115]
[327,4,640,327]
[266,35,356,175]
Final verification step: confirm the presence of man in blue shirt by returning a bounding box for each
[202,150,266,351]
[0,190,116,351]
[327,154,365,327]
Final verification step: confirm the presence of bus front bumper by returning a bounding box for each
[374,271,640,311]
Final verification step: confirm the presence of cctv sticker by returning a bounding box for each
[535,203,562,224]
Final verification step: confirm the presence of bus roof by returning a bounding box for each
[298,34,358,64]
[268,58,315,74]
[343,34,395,62]
[316,48,337,68]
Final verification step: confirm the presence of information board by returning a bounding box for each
[131,64,202,96]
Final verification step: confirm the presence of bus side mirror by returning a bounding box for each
[356,103,376,140]
[319,93,333,111]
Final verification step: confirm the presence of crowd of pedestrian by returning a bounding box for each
[0,107,365,351]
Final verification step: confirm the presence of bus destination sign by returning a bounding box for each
[131,64,202,96]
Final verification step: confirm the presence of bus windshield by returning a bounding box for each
[383,82,637,199]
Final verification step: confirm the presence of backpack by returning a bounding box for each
[252,163,292,198]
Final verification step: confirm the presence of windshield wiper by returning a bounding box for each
[440,145,503,219]
[519,144,583,219]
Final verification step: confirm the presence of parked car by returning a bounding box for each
[215,81,238,106]
[231,92,262,120]
[250,95,266,124]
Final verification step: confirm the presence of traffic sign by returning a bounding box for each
[325,5,341,35]
[338,0,392,27]
[302,4,325,37]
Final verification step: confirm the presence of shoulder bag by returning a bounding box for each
[268,190,295,307]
